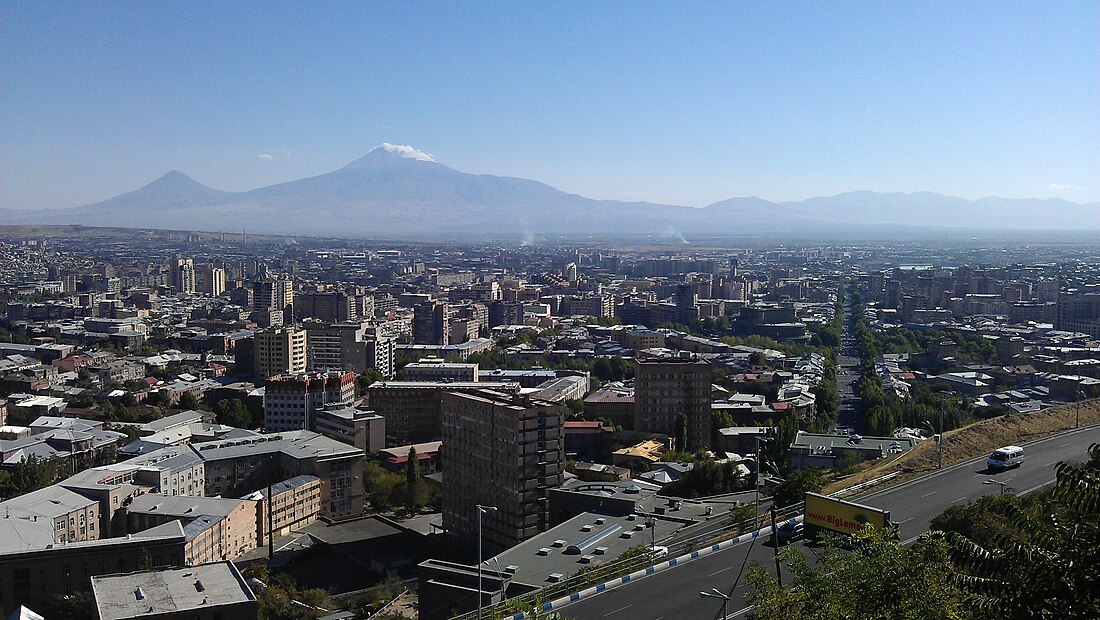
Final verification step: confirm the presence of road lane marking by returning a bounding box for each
[1021,479,1056,495]
[951,496,968,503]
[708,566,736,577]
[1046,460,1061,466]
[897,517,914,524]
[1058,442,1072,448]
[920,491,937,498]
[603,605,632,617]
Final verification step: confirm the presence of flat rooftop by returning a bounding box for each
[92,561,255,620]
[486,511,682,588]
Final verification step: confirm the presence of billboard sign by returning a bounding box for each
[804,492,891,536]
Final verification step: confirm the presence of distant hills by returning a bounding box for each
[3,143,1097,237]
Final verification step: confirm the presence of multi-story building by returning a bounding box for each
[305,321,369,372]
[1056,289,1100,337]
[125,494,258,564]
[413,301,449,345]
[253,327,307,381]
[263,370,356,432]
[441,388,563,556]
[312,404,386,453]
[257,474,321,541]
[198,430,363,519]
[634,355,713,451]
[171,258,196,294]
[295,290,357,323]
[367,381,520,445]
[196,265,227,296]
[0,521,188,614]
[365,330,396,378]
[402,357,479,382]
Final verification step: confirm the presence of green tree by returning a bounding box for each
[214,398,252,428]
[746,527,972,620]
[674,412,688,453]
[177,391,201,410]
[772,466,825,509]
[405,446,423,511]
[946,443,1100,619]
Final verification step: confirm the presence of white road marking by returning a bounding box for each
[708,566,736,577]
[603,605,633,617]
[897,517,914,524]
[952,496,968,503]
[920,491,938,498]
[1058,442,1072,448]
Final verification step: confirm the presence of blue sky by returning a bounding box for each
[2,2,1097,210]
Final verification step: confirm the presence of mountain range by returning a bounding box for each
[3,143,1097,238]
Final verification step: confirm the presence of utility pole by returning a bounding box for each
[1076,383,1082,429]
[769,506,782,586]
[937,396,944,469]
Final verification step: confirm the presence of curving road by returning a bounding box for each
[556,424,1100,620]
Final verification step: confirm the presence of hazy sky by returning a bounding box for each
[2,2,1097,210]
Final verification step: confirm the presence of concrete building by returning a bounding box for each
[197,430,363,520]
[0,521,188,614]
[91,561,257,620]
[413,301,449,346]
[401,357,478,382]
[312,404,385,453]
[195,266,226,296]
[252,327,307,381]
[251,474,321,541]
[367,380,520,445]
[125,495,258,564]
[263,370,356,432]
[365,329,396,379]
[634,355,713,451]
[295,290,357,323]
[305,321,369,372]
[441,389,564,556]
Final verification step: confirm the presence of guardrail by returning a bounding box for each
[451,505,805,620]
[828,471,901,498]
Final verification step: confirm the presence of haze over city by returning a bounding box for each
[2,2,1098,214]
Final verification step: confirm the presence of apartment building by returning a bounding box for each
[634,355,713,451]
[91,561,257,620]
[441,389,564,556]
[253,327,307,381]
[401,357,478,382]
[367,380,520,445]
[312,404,386,453]
[263,370,356,432]
[125,494,258,564]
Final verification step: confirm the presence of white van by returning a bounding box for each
[987,445,1025,471]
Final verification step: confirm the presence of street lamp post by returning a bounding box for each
[1076,384,1083,429]
[476,504,497,620]
[983,479,1007,496]
[755,436,770,527]
[937,396,944,469]
[699,588,730,620]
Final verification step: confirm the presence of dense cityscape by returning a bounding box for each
[3,3,1098,619]
[0,225,1096,619]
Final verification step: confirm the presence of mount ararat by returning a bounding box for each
[5,144,1097,237]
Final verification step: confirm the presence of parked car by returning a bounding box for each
[773,521,804,545]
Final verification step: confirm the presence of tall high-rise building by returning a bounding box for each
[1056,289,1100,337]
[634,355,713,451]
[196,265,226,296]
[441,388,563,556]
[295,291,357,323]
[253,276,294,320]
[305,322,369,372]
[253,327,308,381]
[171,258,196,294]
[413,301,449,345]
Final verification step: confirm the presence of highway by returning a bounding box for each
[556,423,1100,620]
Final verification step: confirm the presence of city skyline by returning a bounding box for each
[2,2,1097,211]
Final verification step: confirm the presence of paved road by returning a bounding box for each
[557,424,1100,620]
